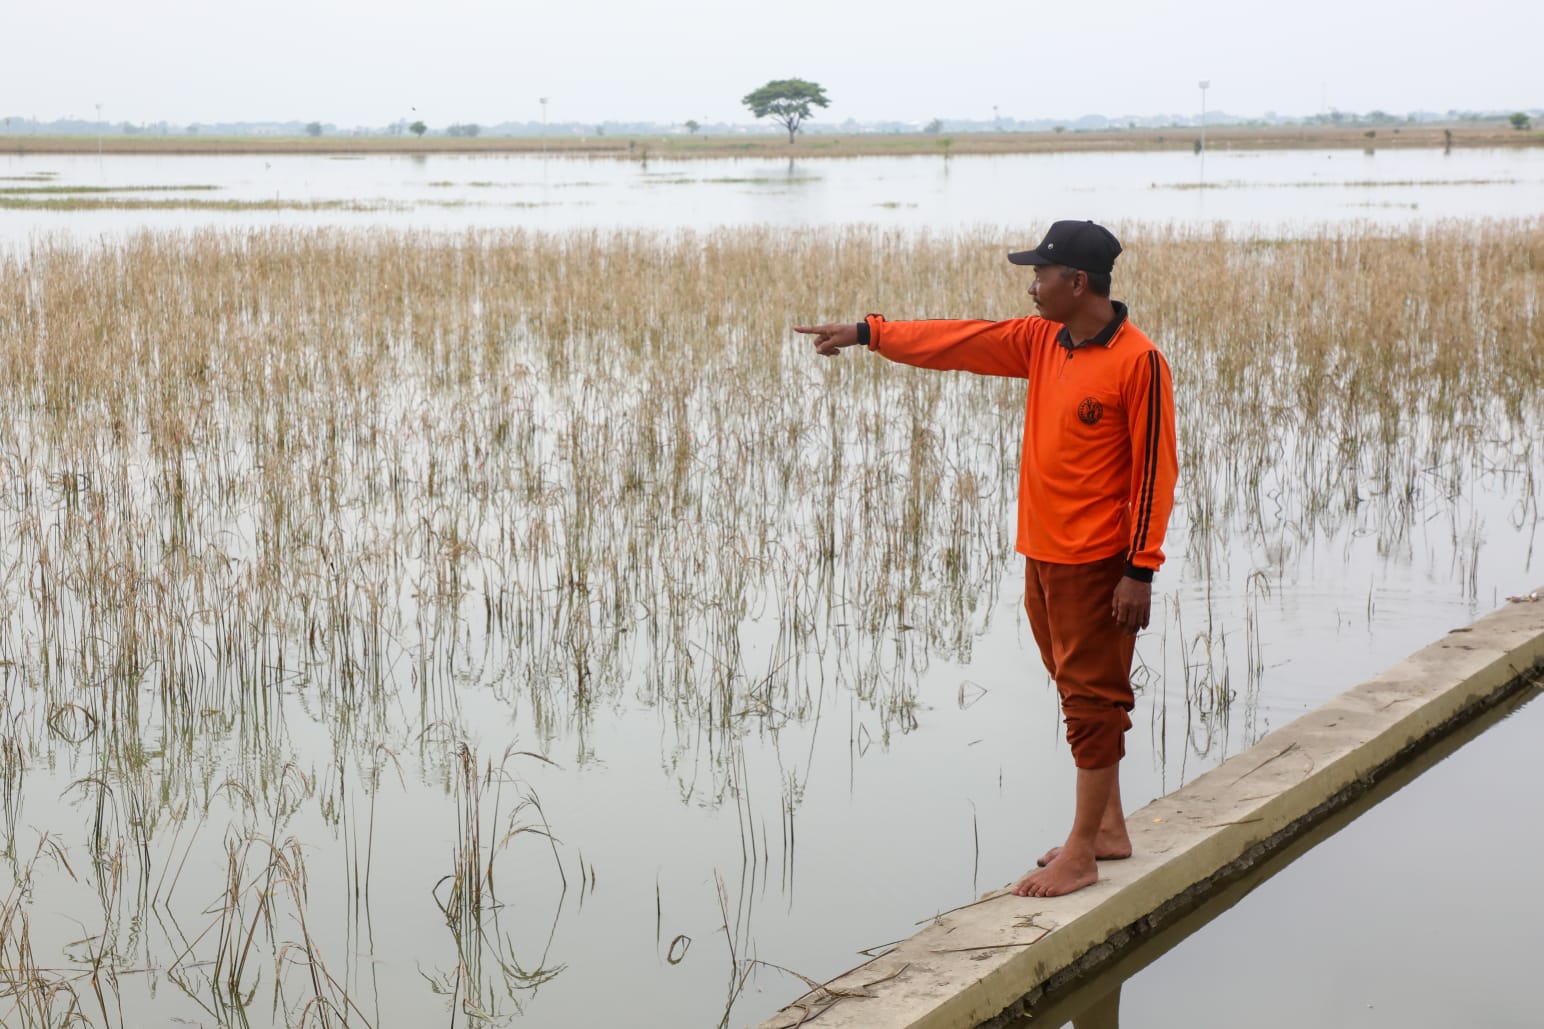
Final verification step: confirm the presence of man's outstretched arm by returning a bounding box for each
[798,316,1038,377]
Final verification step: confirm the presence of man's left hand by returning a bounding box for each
[1111,576,1152,634]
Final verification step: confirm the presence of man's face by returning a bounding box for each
[1028,264,1083,322]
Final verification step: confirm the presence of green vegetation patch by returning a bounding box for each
[0,196,387,211]
[0,184,222,195]
[1160,177,1518,191]
[418,200,553,209]
[700,175,822,185]
[427,180,518,188]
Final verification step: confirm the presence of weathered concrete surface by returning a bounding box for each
[755,591,1544,1029]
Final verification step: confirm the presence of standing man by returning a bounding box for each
[796,220,1176,898]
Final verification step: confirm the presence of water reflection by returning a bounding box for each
[1001,677,1541,1029]
[1064,983,1122,1029]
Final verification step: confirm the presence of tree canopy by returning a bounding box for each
[741,79,830,144]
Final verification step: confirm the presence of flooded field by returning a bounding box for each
[0,149,1540,1027]
[2,145,1542,242]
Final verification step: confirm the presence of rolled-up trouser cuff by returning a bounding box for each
[1062,697,1133,768]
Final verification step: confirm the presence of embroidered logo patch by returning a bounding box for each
[1077,397,1103,425]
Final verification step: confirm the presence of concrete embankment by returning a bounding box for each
[756,590,1544,1029]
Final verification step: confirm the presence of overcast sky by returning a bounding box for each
[8,0,1539,127]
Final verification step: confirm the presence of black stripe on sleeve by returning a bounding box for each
[1132,351,1161,557]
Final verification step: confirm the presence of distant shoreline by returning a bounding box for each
[4,125,1539,159]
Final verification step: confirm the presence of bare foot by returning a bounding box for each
[1036,835,1133,868]
[1011,851,1099,898]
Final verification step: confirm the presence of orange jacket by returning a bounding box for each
[865,310,1176,576]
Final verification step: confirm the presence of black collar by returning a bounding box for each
[1056,300,1128,351]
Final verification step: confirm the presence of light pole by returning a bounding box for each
[539,97,549,153]
[1198,80,1210,153]
[95,102,103,156]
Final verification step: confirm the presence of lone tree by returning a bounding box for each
[742,79,830,143]
[409,120,427,138]
[1510,112,1532,131]
[305,121,323,137]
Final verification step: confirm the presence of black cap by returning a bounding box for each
[1008,220,1122,274]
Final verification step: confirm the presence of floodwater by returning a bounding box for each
[1022,681,1544,1029]
[1,145,1541,244]
[0,145,1540,1028]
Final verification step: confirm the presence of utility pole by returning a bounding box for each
[1198,81,1210,153]
[539,97,549,154]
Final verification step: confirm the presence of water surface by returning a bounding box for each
[2,146,1540,245]
[0,148,1539,1027]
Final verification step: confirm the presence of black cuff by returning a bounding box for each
[1124,564,1154,583]
[855,321,870,347]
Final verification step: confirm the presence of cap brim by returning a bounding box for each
[1007,248,1053,266]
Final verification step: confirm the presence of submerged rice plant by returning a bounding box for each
[0,219,1537,1024]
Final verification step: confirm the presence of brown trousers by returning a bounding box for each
[1023,554,1136,769]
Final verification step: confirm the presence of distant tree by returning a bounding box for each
[923,118,943,134]
[742,78,830,143]
[409,120,427,138]
[1511,112,1532,131]
[684,119,700,134]
[305,121,323,137]
[445,123,481,137]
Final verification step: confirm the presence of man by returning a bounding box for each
[796,220,1176,898]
